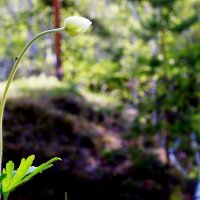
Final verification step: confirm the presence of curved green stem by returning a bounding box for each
[0,27,64,177]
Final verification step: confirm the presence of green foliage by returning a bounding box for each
[0,2,200,197]
[1,155,61,199]
[125,0,200,138]
[2,0,196,137]
[0,0,199,141]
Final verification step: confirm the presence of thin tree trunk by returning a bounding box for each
[53,0,63,80]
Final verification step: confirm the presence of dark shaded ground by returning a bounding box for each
[2,95,193,200]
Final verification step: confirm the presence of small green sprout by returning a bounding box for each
[65,192,68,200]
[1,156,61,200]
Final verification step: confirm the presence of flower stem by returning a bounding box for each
[0,27,64,177]
[4,195,8,200]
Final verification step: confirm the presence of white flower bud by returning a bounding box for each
[64,16,92,37]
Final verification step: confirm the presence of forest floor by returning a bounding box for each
[0,76,194,200]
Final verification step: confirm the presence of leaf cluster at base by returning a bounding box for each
[0,155,61,199]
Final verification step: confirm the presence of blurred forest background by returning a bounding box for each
[0,0,200,200]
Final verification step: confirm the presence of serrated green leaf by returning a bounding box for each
[19,157,61,185]
[2,161,14,193]
[1,155,61,198]
[8,155,35,190]
[13,166,37,177]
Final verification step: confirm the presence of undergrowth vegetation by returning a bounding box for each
[0,76,193,200]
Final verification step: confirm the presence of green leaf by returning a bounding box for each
[1,161,14,193]
[1,155,61,198]
[8,155,35,190]
[19,157,61,185]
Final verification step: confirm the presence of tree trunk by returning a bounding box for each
[53,0,63,80]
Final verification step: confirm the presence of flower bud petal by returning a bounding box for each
[64,16,92,37]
